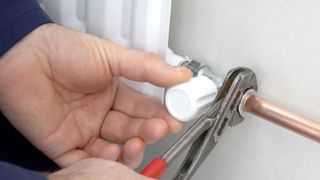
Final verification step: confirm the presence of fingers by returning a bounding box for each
[101,111,168,144]
[48,157,155,180]
[101,40,192,87]
[84,138,121,160]
[120,138,145,169]
[113,83,182,133]
[54,149,90,168]
[54,138,122,168]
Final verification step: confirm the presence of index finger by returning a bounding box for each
[113,82,182,133]
[103,41,192,87]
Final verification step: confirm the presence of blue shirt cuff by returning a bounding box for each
[0,161,47,180]
[0,0,53,56]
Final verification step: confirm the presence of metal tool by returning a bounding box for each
[141,67,258,179]
[141,62,320,179]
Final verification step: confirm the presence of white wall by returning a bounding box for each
[141,0,320,179]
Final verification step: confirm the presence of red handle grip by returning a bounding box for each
[141,158,167,179]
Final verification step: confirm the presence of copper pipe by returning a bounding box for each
[241,92,320,143]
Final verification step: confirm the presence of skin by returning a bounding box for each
[47,158,154,180]
[0,24,191,178]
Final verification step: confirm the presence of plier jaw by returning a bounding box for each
[141,66,258,180]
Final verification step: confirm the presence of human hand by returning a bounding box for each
[47,158,154,180]
[0,24,191,168]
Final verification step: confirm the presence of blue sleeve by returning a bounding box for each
[0,161,47,180]
[0,0,53,56]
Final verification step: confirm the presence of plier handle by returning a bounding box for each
[141,67,258,179]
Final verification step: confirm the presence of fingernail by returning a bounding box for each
[133,151,144,168]
[138,151,144,160]
[170,66,189,72]
[179,68,193,81]
[171,122,183,134]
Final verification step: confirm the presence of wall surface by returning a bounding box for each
[141,0,320,179]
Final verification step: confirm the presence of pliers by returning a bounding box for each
[141,66,258,179]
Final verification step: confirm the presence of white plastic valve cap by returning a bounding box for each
[165,75,218,122]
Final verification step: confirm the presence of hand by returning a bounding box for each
[47,158,154,180]
[0,24,191,168]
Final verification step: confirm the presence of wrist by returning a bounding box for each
[1,23,53,59]
[47,174,63,180]
[0,23,53,113]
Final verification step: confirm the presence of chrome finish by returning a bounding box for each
[179,58,223,87]
[162,102,221,164]
[162,67,258,180]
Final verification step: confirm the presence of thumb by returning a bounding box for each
[101,40,192,87]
